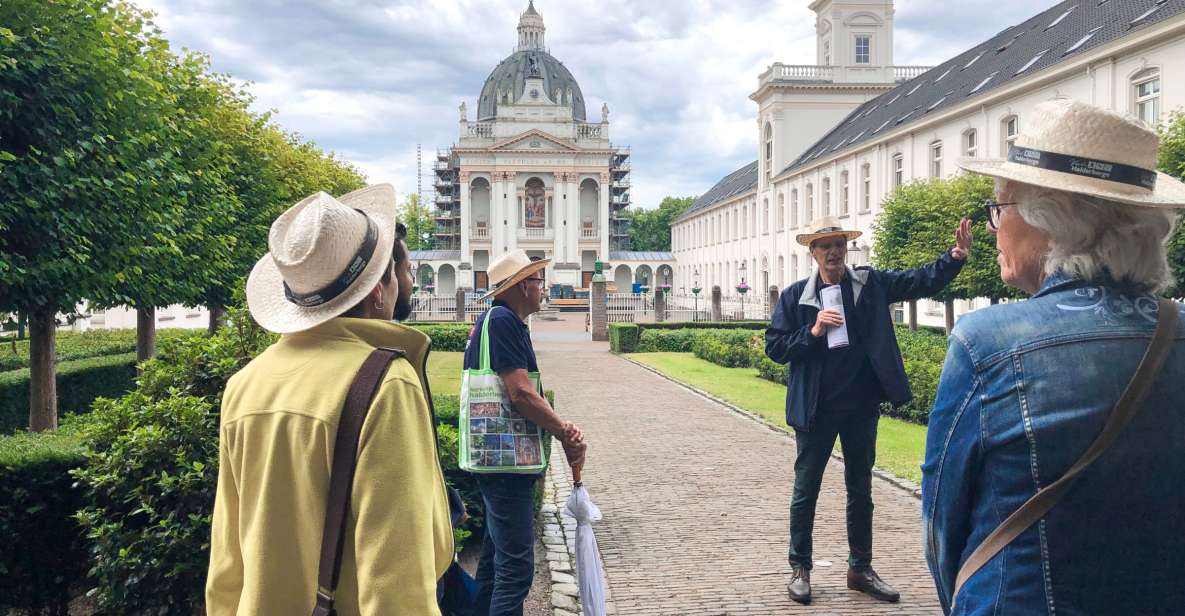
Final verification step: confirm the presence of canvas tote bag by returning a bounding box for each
[458,308,549,474]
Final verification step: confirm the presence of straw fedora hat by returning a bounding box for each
[796,215,862,247]
[479,249,551,301]
[959,98,1185,208]
[246,184,398,334]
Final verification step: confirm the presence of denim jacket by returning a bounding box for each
[922,273,1185,615]
[766,250,965,430]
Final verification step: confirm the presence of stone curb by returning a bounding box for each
[619,354,924,500]
[539,443,617,615]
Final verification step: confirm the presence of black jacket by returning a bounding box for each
[765,250,964,431]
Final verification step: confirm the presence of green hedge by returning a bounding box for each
[0,352,139,434]
[636,321,767,331]
[609,323,641,353]
[411,323,471,352]
[638,328,765,353]
[0,328,196,373]
[0,421,89,615]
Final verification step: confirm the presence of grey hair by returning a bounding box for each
[1002,179,1178,294]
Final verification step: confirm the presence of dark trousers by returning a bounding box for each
[475,474,538,616]
[788,406,879,570]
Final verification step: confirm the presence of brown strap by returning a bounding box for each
[311,347,404,616]
[952,299,1178,603]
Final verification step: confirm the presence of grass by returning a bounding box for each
[427,351,463,395]
[629,352,927,484]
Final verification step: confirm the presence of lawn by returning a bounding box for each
[428,351,463,395]
[629,352,927,484]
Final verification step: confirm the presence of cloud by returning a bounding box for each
[131,0,1060,209]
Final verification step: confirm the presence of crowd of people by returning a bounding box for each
[203,99,1184,615]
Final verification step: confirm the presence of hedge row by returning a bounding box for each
[610,321,767,353]
[0,328,196,373]
[411,323,471,352]
[659,323,951,425]
[0,352,139,434]
[0,420,89,615]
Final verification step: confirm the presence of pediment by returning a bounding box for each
[490,130,580,152]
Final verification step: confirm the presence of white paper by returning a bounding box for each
[819,285,850,349]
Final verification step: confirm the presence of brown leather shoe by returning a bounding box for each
[787,566,811,604]
[847,566,900,603]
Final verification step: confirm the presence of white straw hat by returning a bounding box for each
[246,184,398,334]
[478,249,551,301]
[959,99,1185,208]
[796,215,862,247]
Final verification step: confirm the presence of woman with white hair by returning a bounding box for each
[922,99,1185,615]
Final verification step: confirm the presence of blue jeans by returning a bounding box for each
[474,474,538,616]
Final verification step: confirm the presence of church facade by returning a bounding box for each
[417,2,673,295]
[672,0,1185,326]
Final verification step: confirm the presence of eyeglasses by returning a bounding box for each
[982,199,1017,231]
[523,277,546,288]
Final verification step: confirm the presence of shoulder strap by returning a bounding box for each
[311,347,405,616]
[952,299,1178,602]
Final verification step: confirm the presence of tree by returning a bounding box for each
[0,0,194,430]
[400,192,436,251]
[627,196,696,251]
[1158,110,1185,297]
[872,174,1018,334]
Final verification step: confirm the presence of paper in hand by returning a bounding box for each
[818,285,850,349]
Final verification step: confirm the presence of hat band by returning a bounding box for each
[813,227,844,234]
[283,210,380,308]
[1008,145,1157,190]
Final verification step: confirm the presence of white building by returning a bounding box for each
[418,1,674,295]
[673,0,1185,325]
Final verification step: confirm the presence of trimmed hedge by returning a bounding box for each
[636,321,767,331]
[411,323,472,352]
[0,328,196,373]
[609,323,641,353]
[0,352,139,434]
[0,421,89,615]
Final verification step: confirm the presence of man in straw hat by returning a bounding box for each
[464,249,586,615]
[924,99,1185,614]
[206,185,454,614]
[766,213,972,604]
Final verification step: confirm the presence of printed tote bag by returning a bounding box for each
[459,309,549,474]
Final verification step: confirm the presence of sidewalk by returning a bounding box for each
[532,315,942,615]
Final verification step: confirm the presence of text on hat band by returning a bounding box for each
[1008,145,1157,190]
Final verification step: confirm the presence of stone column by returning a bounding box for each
[455,288,467,322]
[768,286,779,320]
[711,285,722,321]
[591,280,608,341]
[655,288,667,323]
[599,173,610,256]
[908,300,918,330]
[459,172,471,258]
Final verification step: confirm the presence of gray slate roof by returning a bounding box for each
[781,0,1185,176]
[676,160,758,221]
[610,251,675,261]
[478,50,587,121]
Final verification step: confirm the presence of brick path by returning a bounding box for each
[531,315,942,615]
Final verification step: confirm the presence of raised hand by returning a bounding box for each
[951,217,973,260]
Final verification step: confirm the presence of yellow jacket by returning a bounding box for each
[206,318,453,615]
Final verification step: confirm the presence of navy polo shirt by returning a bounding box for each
[463,300,539,373]
[816,275,883,413]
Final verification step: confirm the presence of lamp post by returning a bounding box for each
[737,262,750,317]
[692,268,701,316]
[849,240,862,266]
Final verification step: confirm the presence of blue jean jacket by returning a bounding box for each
[922,273,1185,615]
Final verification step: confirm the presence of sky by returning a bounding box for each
[133,0,1060,209]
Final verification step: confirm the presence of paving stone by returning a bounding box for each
[552,591,579,611]
[551,571,576,585]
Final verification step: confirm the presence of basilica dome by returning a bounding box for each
[476,50,587,122]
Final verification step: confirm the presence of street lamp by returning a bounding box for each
[692,268,702,316]
[737,262,751,318]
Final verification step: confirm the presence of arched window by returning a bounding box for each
[805,183,814,221]
[777,255,785,288]
[1000,115,1019,155]
[860,164,872,212]
[963,129,978,158]
[822,178,831,216]
[792,254,800,281]
[523,177,546,228]
[762,199,770,234]
[764,123,774,180]
[791,189,799,227]
[777,193,785,229]
[1132,68,1161,125]
[840,171,850,216]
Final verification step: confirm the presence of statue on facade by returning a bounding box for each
[527,54,541,78]
[459,101,467,121]
[601,102,610,122]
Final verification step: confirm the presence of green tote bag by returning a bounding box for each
[458,309,549,474]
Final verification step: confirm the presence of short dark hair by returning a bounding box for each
[393,222,409,264]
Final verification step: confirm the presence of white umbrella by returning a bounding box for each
[563,471,606,616]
